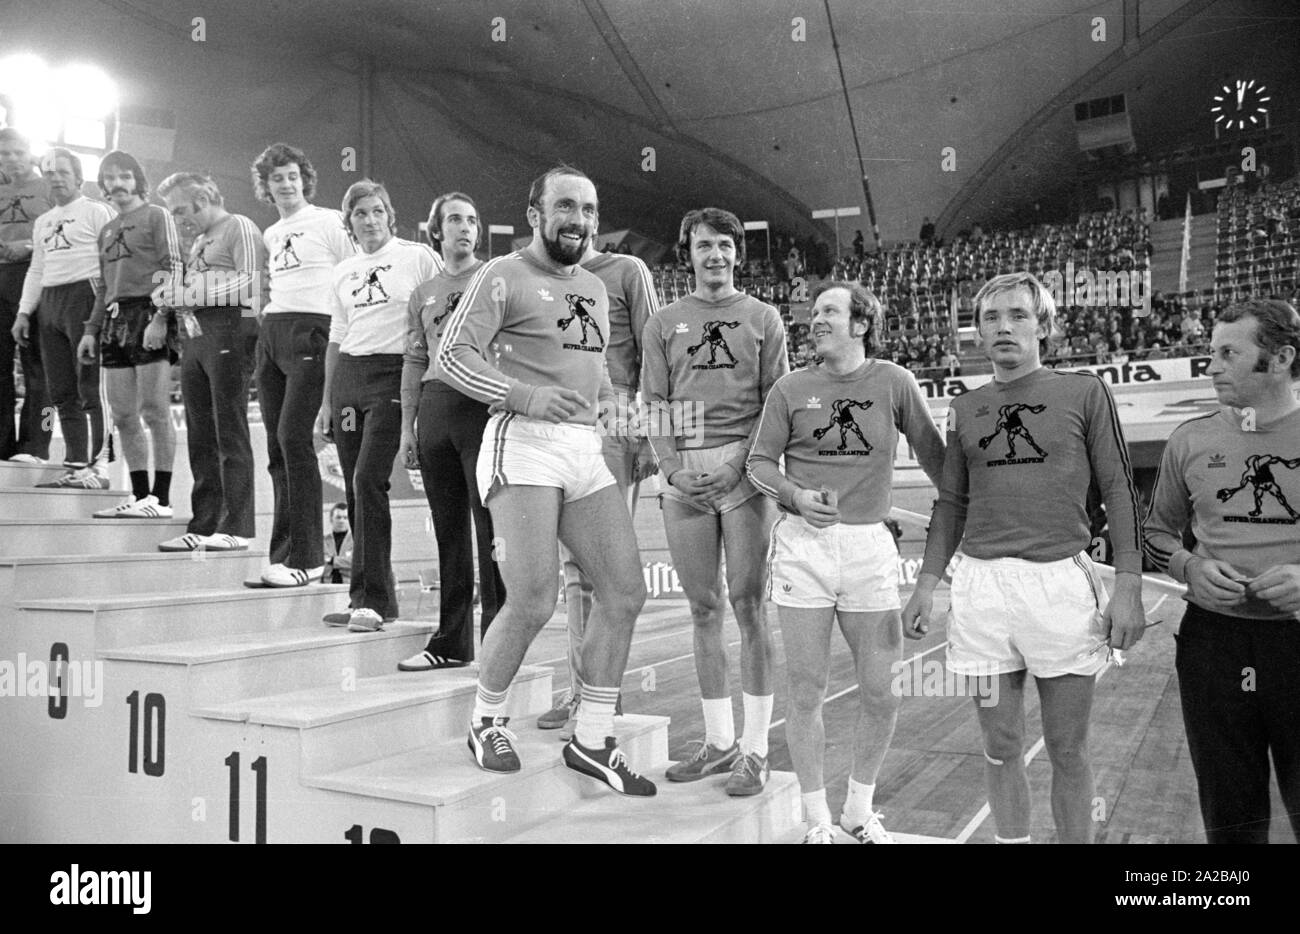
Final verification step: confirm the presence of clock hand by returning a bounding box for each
[1237,84,1244,108]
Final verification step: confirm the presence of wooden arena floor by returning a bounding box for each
[394,483,1295,844]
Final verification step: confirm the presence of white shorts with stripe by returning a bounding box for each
[476,412,616,505]
[945,552,1109,679]
[768,513,901,612]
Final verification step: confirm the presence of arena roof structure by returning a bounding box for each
[4,0,1297,249]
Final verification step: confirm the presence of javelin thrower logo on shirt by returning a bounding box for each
[1,194,35,224]
[557,293,604,352]
[1217,454,1300,523]
[688,320,740,368]
[432,290,463,327]
[351,264,392,306]
[273,231,303,270]
[813,399,874,455]
[978,403,1048,464]
[46,218,75,251]
[104,225,134,262]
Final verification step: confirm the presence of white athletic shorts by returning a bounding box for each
[476,413,616,504]
[946,552,1109,679]
[768,513,901,612]
[660,439,760,515]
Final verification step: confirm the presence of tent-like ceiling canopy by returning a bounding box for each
[4,0,1296,248]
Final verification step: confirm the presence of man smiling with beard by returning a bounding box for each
[439,165,654,797]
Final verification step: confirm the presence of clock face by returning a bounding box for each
[1211,79,1271,130]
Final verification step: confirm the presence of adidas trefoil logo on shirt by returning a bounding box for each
[1208,453,1227,468]
[537,288,554,301]
[806,397,822,409]
[675,322,689,334]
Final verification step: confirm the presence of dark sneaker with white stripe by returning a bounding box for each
[563,736,656,797]
[468,717,521,773]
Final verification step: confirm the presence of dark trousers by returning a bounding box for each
[182,309,255,538]
[1176,602,1300,843]
[418,381,504,660]
[37,280,105,468]
[256,313,327,569]
[333,353,401,618]
[0,263,51,459]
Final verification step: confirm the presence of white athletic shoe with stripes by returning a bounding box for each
[158,532,250,552]
[95,494,173,519]
[840,811,896,844]
[261,563,324,587]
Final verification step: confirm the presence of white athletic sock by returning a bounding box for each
[472,683,509,722]
[842,778,875,825]
[802,788,832,827]
[740,692,774,758]
[702,697,735,749]
[575,684,619,749]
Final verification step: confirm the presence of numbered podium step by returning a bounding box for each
[503,767,801,844]
[16,583,349,650]
[0,517,190,557]
[0,550,270,602]
[194,665,552,774]
[0,487,136,520]
[54,665,552,843]
[99,622,434,709]
[293,714,669,844]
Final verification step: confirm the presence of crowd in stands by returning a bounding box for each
[1216,175,1300,300]
[646,190,1300,378]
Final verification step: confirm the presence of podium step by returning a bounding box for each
[301,714,669,843]
[194,665,552,774]
[0,550,270,601]
[0,460,68,486]
[0,487,136,519]
[17,583,349,649]
[504,768,801,844]
[0,517,189,557]
[100,622,435,707]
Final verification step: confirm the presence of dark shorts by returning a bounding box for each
[100,296,177,369]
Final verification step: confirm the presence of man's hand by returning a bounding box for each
[667,468,712,503]
[793,488,840,529]
[142,315,167,352]
[631,438,659,483]
[315,403,333,441]
[695,463,741,506]
[1246,564,1300,616]
[902,573,942,640]
[11,312,30,347]
[1185,556,1248,611]
[1103,572,1146,651]
[526,386,588,423]
[77,334,98,365]
[399,428,419,471]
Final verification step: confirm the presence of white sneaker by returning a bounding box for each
[801,823,837,845]
[347,608,384,632]
[94,496,142,518]
[201,534,249,551]
[159,533,209,552]
[840,811,896,844]
[114,495,174,519]
[7,453,46,464]
[261,564,324,587]
[37,466,109,489]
